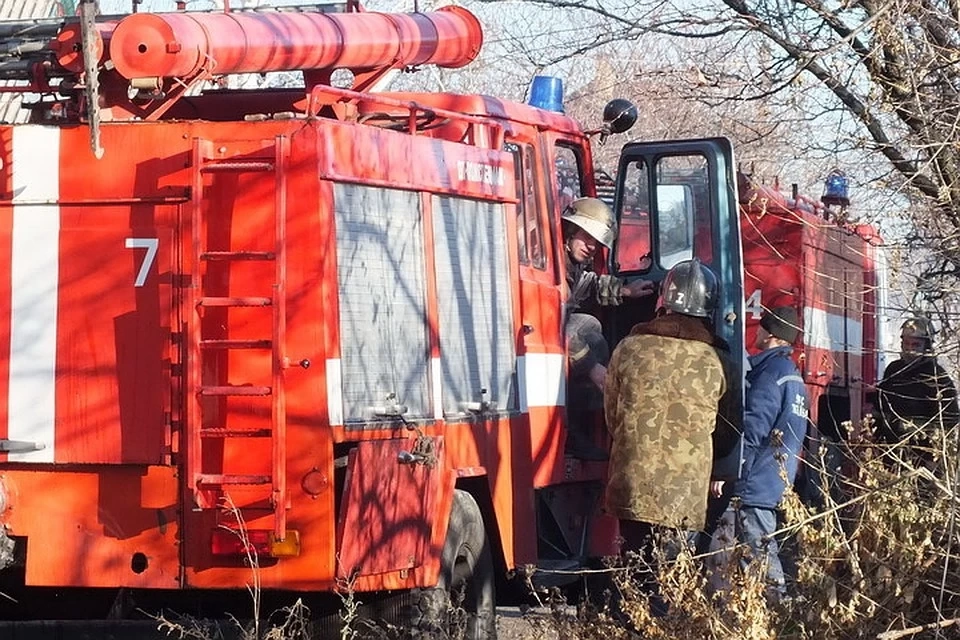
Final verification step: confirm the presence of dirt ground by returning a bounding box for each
[496,606,568,639]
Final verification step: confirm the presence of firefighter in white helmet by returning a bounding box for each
[562,197,655,460]
[875,316,959,470]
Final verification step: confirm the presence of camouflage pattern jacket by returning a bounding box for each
[603,314,726,530]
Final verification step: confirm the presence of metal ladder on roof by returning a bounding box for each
[186,136,289,539]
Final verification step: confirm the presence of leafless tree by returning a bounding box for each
[467,0,960,337]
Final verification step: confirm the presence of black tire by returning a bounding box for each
[404,489,497,639]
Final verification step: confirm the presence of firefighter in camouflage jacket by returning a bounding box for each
[604,258,726,539]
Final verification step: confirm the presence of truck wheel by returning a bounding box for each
[405,489,497,639]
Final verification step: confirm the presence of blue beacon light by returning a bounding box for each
[821,169,850,208]
[528,76,565,113]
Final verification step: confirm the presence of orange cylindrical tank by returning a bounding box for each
[108,6,483,79]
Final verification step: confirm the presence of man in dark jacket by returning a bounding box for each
[734,306,809,599]
[562,197,654,459]
[875,317,959,470]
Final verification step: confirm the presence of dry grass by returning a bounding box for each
[146,423,960,639]
[516,422,960,640]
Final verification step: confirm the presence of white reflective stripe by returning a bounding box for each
[8,125,59,463]
[518,353,565,412]
[873,244,892,379]
[777,375,805,386]
[846,316,863,356]
[326,358,343,427]
[518,357,527,413]
[803,306,863,355]
[431,357,442,420]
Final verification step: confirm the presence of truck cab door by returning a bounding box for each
[608,137,745,436]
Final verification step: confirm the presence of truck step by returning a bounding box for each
[200,385,272,396]
[200,161,275,173]
[532,558,583,589]
[198,296,272,307]
[200,428,272,438]
[197,474,271,486]
[201,251,276,261]
[200,339,272,349]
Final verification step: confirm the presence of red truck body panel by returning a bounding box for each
[741,181,881,430]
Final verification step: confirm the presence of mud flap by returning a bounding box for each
[336,436,451,581]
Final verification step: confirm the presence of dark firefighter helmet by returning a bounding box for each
[901,317,935,342]
[657,258,718,318]
[561,197,617,249]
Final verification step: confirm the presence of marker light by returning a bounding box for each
[211,528,301,557]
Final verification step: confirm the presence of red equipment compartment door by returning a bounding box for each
[57,214,174,464]
[0,205,174,465]
[802,225,846,387]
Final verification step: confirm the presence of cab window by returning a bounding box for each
[656,184,694,269]
[555,144,583,213]
[614,155,714,272]
[613,161,652,273]
[655,155,713,268]
[507,143,546,270]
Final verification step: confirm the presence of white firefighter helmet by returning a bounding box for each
[562,197,617,249]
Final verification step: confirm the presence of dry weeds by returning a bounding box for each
[522,421,960,640]
[148,422,960,639]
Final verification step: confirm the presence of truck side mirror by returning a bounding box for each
[602,98,638,135]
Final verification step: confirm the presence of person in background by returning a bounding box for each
[562,197,654,460]
[604,258,726,600]
[875,317,959,472]
[733,306,809,601]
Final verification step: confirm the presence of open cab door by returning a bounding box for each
[608,137,745,434]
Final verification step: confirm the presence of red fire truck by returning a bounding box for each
[0,0,880,636]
